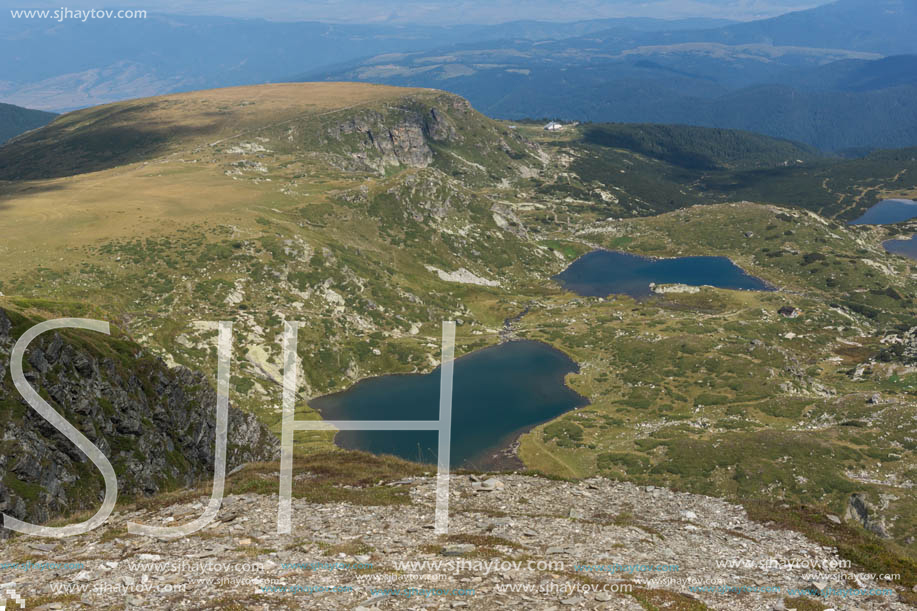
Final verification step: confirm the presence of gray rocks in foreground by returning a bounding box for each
[0,472,909,610]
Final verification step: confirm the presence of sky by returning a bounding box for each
[5,0,831,24]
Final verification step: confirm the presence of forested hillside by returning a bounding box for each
[0,103,55,144]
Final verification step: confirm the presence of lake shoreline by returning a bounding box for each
[850,198,917,225]
[553,248,773,299]
[883,233,917,260]
[309,338,590,469]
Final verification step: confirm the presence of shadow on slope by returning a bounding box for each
[0,102,221,180]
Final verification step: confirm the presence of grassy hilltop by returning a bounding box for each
[1,83,916,585]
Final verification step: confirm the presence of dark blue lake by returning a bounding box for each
[310,340,587,469]
[883,235,917,260]
[554,250,771,298]
[850,199,917,225]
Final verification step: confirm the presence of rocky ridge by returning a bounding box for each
[0,307,279,535]
[0,469,911,610]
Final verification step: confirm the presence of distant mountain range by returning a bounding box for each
[0,14,731,112]
[615,0,916,56]
[309,0,917,151]
[0,103,56,144]
[1,0,916,151]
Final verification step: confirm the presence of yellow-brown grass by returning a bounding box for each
[0,82,438,276]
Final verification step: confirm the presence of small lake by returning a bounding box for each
[850,199,917,225]
[310,340,587,469]
[554,250,771,298]
[883,235,917,260]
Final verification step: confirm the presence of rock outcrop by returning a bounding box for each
[329,113,434,171]
[319,93,535,179]
[649,282,702,294]
[0,308,278,537]
[846,493,890,538]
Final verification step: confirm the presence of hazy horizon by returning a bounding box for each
[6,0,831,25]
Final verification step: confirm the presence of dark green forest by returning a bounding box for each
[556,123,917,220]
[0,103,56,144]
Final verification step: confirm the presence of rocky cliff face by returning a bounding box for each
[307,93,538,180]
[0,308,278,536]
[324,102,460,172]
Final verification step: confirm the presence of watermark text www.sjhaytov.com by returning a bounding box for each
[10,8,147,21]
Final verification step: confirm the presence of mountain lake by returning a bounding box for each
[309,340,587,469]
[553,250,771,298]
[850,199,917,225]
